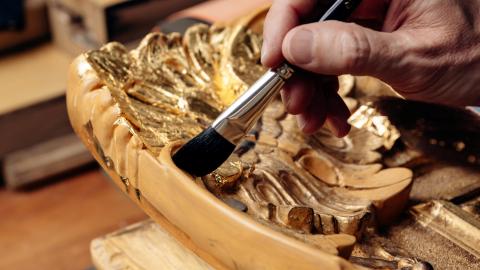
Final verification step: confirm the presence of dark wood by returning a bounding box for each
[0,0,49,52]
[3,134,95,189]
[105,0,206,43]
[0,95,72,159]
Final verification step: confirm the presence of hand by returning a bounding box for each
[262,0,480,136]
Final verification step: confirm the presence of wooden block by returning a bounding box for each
[3,134,95,189]
[91,219,213,270]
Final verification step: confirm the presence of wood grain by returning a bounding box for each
[0,169,146,270]
[92,219,213,270]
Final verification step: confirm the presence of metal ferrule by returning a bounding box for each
[211,63,294,145]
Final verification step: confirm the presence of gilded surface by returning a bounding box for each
[85,13,410,249]
[349,104,400,150]
[84,8,409,252]
[82,9,480,269]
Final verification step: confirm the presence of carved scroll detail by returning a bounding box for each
[79,8,412,257]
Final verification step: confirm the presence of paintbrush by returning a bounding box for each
[172,0,363,176]
[373,97,480,167]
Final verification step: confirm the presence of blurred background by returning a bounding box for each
[0,0,268,269]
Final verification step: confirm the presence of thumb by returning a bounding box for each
[282,21,405,78]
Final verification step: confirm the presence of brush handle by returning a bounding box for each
[212,0,362,144]
[319,0,362,22]
[212,64,294,144]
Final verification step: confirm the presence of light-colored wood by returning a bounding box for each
[0,43,72,114]
[3,134,94,189]
[91,219,213,270]
[67,54,360,270]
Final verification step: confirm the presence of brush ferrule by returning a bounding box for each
[212,63,294,144]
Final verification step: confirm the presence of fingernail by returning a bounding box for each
[328,116,351,137]
[261,39,268,65]
[280,89,291,111]
[296,114,308,131]
[287,29,313,65]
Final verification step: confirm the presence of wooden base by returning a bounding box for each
[91,219,213,270]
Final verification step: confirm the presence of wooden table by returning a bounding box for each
[0,169,146,270]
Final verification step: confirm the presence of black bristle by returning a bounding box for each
[172,127,236,176]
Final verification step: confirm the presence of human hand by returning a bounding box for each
[262,0,480,136]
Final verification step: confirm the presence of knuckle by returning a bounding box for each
[337,27,372,73]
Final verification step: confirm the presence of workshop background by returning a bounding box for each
[0,1,269,269]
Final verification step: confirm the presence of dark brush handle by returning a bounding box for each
[319,0,362,22]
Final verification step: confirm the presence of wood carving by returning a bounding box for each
[66,8,419,270]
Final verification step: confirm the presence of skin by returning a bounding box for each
[262,0,480,137]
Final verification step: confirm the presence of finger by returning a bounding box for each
[296,89,327,134]
[325,91,351,137]
[282,21,405,79]
[280,72,315,115]
[316,75,340,93]
[261,0,317,67]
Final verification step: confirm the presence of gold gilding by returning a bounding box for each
[83,10,410,250]
[348,103,401,150]
[86,23,265,155]
[77,9,480,268]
